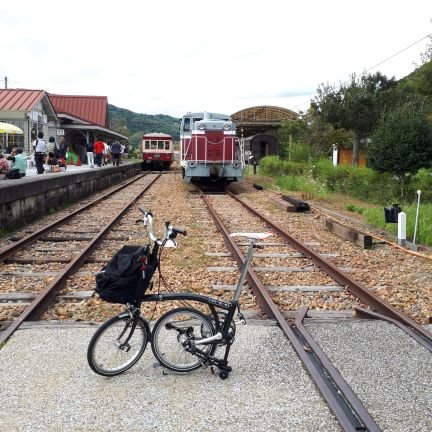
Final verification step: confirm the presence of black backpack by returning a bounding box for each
[95,245,154,304]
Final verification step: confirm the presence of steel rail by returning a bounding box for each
[0,172,149,263]
[226,190,432,348]
[293,306,381,431]
[354,307,432,354]
[0,173,161,344]
[201,193,380,432]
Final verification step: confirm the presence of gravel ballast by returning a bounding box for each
[1,322,431,431]
[306,321,432,432]
[0,323,340,432]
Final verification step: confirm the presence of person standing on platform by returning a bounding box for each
[110,140,121,166]
[103,141,110,166]
[34,132,47,174]
[94,136,105,167]
[123,143,129,162]
[58,137,67,161]
[86,141,95,167]
[47,136,57,157]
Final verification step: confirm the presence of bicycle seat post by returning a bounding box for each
[232,238,256,303]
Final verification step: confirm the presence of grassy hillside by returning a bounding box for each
[108,105,180,148]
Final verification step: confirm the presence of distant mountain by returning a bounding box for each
[108,105,180,147]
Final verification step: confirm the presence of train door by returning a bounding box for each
[180,116,192,164]
[260,140,267,159]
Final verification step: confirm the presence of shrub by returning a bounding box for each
[410,168,432,202]
[259,156,310,177]
[313,159,399,203]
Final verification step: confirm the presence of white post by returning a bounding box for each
[398,212,406,246]
[413,190,421,245]
[332,144,338,167]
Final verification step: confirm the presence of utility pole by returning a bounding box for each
[4,76,7,89]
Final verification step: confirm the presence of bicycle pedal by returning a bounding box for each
[235,312,246,325]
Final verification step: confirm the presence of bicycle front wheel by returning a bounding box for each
[87,314,149,376]
[151,307,216,373]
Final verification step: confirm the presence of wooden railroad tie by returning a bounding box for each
[282,195,311,212]
[272,195,311,212]
[324,219,373,249]
[273,197,297,212]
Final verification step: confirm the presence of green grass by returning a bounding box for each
[248,172,432,246]
[364,203,432,245]
[346,204,365,214]
[247,157,432,246]
[275,174,327,201]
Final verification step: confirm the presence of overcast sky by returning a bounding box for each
[1,1,431,118]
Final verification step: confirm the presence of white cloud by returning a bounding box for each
[0,0,431,117]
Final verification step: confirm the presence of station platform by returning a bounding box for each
[0,319,431,431]
[0,161,143,231]
[24,163,101,177]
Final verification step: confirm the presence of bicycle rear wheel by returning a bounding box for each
[87,314,149,376]
[151,307,216,373]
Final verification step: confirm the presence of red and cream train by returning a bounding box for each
[179,111,244,183]
[141,132,174,170]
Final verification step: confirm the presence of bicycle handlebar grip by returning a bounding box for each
[172,226,187,236]
[139,206,151,216]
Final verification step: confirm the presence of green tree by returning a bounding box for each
[367,103,432,198]
[276,119,308,159]
[311,72,398,165]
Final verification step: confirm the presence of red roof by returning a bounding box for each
[0,89,45,111]
[49,94,108,127]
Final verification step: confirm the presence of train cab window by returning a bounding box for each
[158,141,164,150]
[151,141,157,149]
[183,117,191,132]
[144,141,150,149]
[164,141,170,150]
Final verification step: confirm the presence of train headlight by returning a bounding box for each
[223,123,231,131]
[198,122,206,130]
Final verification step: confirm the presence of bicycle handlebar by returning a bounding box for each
[138,206,187,246]
[171,226,187,236]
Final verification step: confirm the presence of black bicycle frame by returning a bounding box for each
[142,292,237,338]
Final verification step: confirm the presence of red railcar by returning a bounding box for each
[141,133,174,170]
[179,112,244,183]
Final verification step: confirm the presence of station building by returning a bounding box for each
[0,89,127,161]
[231,105,298,162]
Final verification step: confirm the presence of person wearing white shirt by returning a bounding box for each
[34,132,47,174]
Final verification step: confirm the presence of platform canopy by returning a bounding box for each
[231,105,299,137]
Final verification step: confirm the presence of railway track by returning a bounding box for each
[0,172,163,343]
[191,186,432,431]
[0,174,431,430]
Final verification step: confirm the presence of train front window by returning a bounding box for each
[183,118,191,132]
[151,141,157,149]
[145,141,150,149]
[158,141,164,150]
[165,141,170,150]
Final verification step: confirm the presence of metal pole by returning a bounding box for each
[413,190,421,245]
